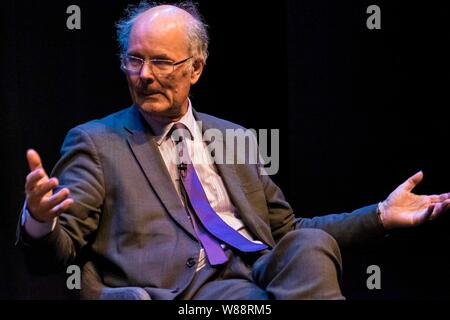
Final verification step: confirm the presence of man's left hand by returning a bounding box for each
[379,171,450,229]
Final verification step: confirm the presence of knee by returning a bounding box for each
[252,228,344,293]
[279,228,341,259]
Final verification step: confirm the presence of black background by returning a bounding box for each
[1,0,449,299]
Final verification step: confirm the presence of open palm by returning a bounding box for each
[380,171,450,229]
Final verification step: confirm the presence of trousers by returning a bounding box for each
[82,228,344,300]
[181,228,344,300]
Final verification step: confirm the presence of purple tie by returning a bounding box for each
[171,123,268,266]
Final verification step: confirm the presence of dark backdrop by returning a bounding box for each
[1,0,449,299]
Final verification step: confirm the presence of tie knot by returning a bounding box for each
[170,122,192,143]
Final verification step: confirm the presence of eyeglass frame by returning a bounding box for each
[120,54,193,76]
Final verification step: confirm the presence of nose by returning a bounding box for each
[139,60,155,83]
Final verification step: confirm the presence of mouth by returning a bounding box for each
[139,91,161,97]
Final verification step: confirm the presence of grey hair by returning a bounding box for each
[116,1,209,62]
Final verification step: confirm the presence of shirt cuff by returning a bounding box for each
[21,203,57,239]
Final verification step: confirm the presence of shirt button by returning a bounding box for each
[186,257,196,268]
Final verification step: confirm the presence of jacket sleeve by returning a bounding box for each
[16,125,105,273]
[259,170,386,249]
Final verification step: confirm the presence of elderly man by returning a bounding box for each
[18,2,450,300]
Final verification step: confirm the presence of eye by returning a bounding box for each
[127,56,143,67]
[151,60,173,67]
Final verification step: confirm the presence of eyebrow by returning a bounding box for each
[126,52,173,60]
[151,54,173,60]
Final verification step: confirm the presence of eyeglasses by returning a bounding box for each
[121,55,193,76]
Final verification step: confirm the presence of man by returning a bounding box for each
[18,2,450,300]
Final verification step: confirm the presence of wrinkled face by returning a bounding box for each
[124,7,204,121]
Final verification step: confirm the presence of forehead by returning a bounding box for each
[128,7,190,56]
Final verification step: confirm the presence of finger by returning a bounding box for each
[430,200,450,220]
[427,192,450,204]
[415,205,433,225]
[45,188,70,209]
[48,198,74,217]
[401,171,423,192]
[428,195,438,203]
[430,199,450,220]
[429,202,445,221]
[33,177,59,198]
[27,149,43,172]
[429,203,441,220]
[437,192,450,202]
[25,169,47,192]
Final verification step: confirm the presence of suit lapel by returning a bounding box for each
[124,106,196,240]
[195,111,275,247]
[215,163,274,248]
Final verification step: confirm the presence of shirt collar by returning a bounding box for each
[140,99,197,146]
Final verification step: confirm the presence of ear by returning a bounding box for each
[190,58,204,85]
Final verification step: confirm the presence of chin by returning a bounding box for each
[137,97,171,114]
[139,101,168,113]
[135,94,186,119]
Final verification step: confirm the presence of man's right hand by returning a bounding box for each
[25,149,73,223]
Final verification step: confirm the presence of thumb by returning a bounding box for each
[401,171,423,192]
[26,149,43,171]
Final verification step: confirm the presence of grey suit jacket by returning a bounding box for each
[17,105,385,299]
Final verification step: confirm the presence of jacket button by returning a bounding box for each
[186,257,196,268]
